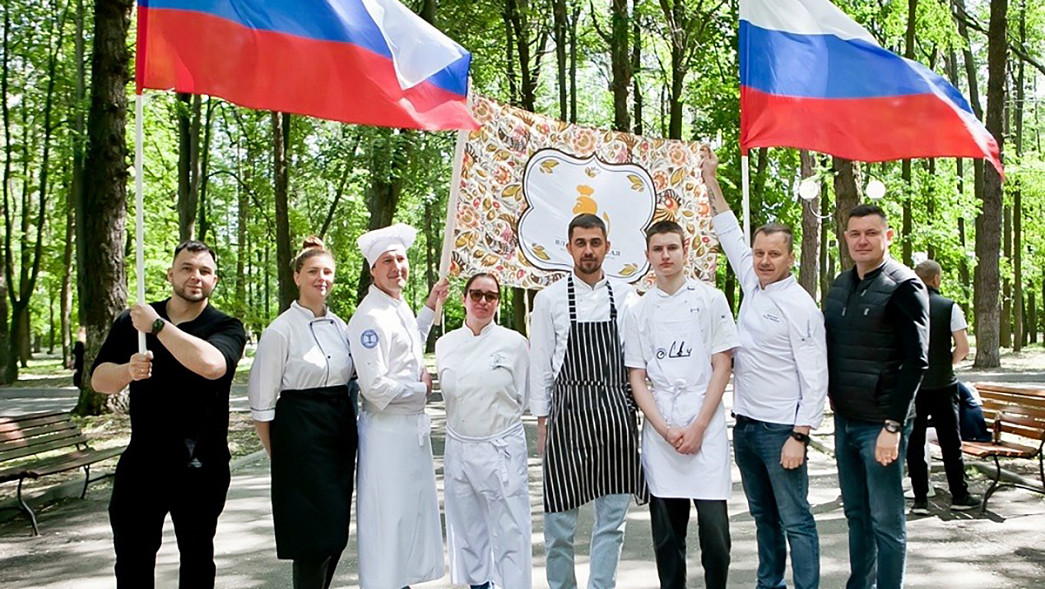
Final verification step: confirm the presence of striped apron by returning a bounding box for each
[543,276,647,513]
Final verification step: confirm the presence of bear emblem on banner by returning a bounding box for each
[518,149,655,281]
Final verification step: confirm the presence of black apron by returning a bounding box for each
[270,384,357,559]
[543,276,647,513]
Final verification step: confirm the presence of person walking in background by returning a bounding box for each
[248,237,357,588]
[436,272,532,589]
[906,260,981,515]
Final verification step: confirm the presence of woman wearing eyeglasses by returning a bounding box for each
[435,272,532,589]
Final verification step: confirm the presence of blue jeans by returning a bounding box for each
[544,493,630,589]
[834,414,912,589]
[734,417,820,589]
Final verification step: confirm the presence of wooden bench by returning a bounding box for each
[962,383,1045,513]
[0,411,126,535]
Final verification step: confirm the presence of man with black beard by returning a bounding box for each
[92,240,246,588]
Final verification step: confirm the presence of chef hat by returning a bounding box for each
[357,223,417,267]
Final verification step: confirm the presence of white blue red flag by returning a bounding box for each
[739,0,1002,177]
[136,0,478,131]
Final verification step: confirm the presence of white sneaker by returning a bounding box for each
[904,484,936,500]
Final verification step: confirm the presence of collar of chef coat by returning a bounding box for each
[462,320,497,338]
[760,273,797,294]
[569,270,609,293]
[290,300,330,320]
[367,283,409,309]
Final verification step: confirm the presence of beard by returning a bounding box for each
[173,281,212,303]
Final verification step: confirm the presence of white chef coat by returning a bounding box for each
[713,211,828,428]
[624,278,739,499]
[437,322,532,588]
[436,322,529,438]
[346,285,443,589]
[247,301,354,422]
[529,272,638,417]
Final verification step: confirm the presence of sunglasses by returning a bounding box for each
[467,290,500,303]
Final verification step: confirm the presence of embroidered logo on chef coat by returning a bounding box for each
[490,352,506,369]
[360,329,379,349]
[763,313,781,323]
[656,340,692,359]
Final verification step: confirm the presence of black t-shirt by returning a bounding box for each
[92,299,247,467]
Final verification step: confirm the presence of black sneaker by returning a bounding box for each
[951,494,982,511]
[911,500,930,515]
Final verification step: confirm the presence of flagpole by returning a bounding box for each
[134,93,147,354]
[741,154,751,245]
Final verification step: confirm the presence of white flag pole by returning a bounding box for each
[433,84,473,326]
[741,153,751,245]
[134,93,147,353]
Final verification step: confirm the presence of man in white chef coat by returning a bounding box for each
[624,220,739,589]
[346,223,449,589]
[704,145,828,589]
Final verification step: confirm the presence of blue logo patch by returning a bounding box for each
[360,329,379,349]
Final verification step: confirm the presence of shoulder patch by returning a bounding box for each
[360,329,380,349]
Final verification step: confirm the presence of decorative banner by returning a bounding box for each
[445,96,717,290]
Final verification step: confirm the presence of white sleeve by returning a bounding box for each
[950,304,968,332]
[417,305,435,342]
[707,290,741,354]
[349,314,425,412]
[246,326,288,422]
[712,211,759,296]
[623,305,646,369]
[528,291,556,417]
[791,307,829,429]
[513,334,531,414]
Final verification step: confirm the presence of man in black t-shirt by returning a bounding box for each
[92,240,246,589]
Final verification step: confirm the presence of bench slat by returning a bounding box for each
[974,383,1045,398]
[0,420,80,443]
[24,446,126,478]
[0,412,69,434]
[962,440,1038,458]
[0,432,89,462]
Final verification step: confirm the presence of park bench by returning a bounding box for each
[0,410,126,535]
[961,383,1045,513]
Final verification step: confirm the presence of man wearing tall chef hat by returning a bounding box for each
[346,223,449,589]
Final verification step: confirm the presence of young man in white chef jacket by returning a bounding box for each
[624,220,740,589]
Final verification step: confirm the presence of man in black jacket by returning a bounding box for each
[824,205,928,589]
[906,260,981,515]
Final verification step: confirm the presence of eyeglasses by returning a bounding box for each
[467,290,500,303]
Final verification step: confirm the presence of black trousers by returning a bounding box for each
[650,495,731,589]
[292,552,342,589]
[109,455,231,589]
[906,383,971,502]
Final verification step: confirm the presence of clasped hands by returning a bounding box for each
[662,421,705,455]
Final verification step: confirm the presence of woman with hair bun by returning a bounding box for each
[436,272,532,589]
[247,236,356,589]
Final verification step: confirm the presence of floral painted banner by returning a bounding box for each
[445,96,717,290]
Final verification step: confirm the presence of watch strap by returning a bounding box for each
[151,318,165,335]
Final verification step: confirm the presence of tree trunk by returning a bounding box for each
[0,6,12,385]
[272,112,294,314]
[356,131,413,304]
[899,0,917,267]
[1001,205,1011,348]
[832,157,860,270]
[631,0,642,135]
[569,4,579,123]
[176,93,202,241]
[819,174,831,308]
[609,0,631,132]
[1028,286,1037,345]
[61,184,74,367]
[798,151,819,298]
[973,0,1006,368]
[1012,1,1025,352]
[196,99,214,243]
[925,159,936,260]
[72,0,87,323]
[75,0,134,416]
[553,0,567,121]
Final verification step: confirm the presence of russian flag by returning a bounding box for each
[136,0,478,131]
[739,0,1002,177]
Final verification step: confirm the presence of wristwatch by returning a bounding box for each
[883,420,902,434]
[790,431,810,445]
[151,318,166,335]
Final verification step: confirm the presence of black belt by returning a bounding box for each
[281,384,349,400]
[733,413,758,424]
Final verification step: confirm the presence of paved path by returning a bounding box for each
[2,405,1044,588]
